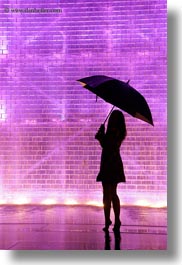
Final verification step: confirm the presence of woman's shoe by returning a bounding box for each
[113,220,121,232]
[103,220,112,231]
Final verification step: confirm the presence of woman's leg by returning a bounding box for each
[102,183,112,229]
[111,184,121,228]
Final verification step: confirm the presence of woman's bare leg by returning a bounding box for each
[102,183,112,230]
[111,184,121,229]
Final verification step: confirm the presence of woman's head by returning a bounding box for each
[107,110,127,141]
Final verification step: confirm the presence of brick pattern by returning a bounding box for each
[0,0,167,205]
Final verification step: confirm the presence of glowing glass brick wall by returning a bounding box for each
[0,0,167,206]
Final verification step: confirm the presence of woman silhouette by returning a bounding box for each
[95,110,127,231]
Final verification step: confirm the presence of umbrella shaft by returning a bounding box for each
[104,106,115,124]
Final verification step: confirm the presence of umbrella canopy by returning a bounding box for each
[77,75,154,126]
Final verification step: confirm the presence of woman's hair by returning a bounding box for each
[107,110,127,142]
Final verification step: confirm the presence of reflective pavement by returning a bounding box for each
[0,205,167,250]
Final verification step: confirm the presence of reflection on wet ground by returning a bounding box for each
[0,205,167,250]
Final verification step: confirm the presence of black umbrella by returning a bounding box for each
[77,75,154,126]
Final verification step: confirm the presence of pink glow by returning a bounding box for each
[0,0,167,206]
[0,195,167,208]
[41,198,58,205]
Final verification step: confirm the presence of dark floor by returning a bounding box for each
[0,205,167,250]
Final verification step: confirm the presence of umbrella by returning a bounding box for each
[77,75,154,126]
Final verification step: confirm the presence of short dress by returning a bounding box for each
[96,128,126,184]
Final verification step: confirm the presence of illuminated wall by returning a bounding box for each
[0,0,167,206]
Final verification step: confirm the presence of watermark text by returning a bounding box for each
[4,7,62,13]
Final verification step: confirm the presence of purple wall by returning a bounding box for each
[0,0,167,206]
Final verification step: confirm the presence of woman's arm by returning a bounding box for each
[95,124,105,148]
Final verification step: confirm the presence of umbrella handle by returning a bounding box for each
[103,106,115,125]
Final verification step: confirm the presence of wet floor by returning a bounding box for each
[0,205,167,250]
